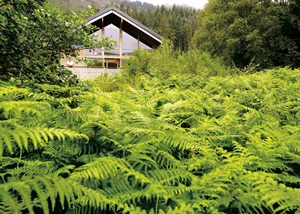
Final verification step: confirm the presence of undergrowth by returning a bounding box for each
[1,67,300,214]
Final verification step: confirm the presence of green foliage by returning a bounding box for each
[193,0,300,69]
[122,40,233,79]
[47,0,90,17]
[112,2,198,52]
[0,0,115,85]
[1,67,300,213]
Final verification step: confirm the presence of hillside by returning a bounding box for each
[48,0,157,12]
[49,0,199,12]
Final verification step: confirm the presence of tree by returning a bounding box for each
[0,0,114,85]
[159,14,175,41]
[145,6,153,28]
[138,8,147,25]
[47,0,90,16]
[120,2,125,12]
[91,0,100,14]
[192,0,300,69]
[132,4,139,20]
[126,3,131,16]
[276,0,300,68]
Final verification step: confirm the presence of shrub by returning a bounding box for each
[122,39,235,79]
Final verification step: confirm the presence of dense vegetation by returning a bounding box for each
[110,0,157,11]
[193,0,300,69]
[1,60,300,213]
[47,0,90,15]
[1,0,300,213]
[0,0,114,85]
[117,3,198,52]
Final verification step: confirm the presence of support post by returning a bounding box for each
[102,18,105,68]
[120,19,123,67]
[138,36,140,50]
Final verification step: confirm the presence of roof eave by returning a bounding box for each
[85,6,162,45]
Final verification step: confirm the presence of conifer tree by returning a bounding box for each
[146,6,153,28]
[132,4,139,20]
[120,2,125,12]
[138,8,147,25]
[126,3,131,16]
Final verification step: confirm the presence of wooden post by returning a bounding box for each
[102,18,105,68]
[120,19,123,67]
[138,36,140,50]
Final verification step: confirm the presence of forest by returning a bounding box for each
[1,0,300,213]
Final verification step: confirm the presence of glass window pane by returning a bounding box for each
[85,29,102,55]
[85,24,153,56]
[105,24,120,49]
[123,31,137,50]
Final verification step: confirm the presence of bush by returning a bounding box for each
[122,39,235,79]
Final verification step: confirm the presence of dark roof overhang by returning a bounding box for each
[86,6,162,49]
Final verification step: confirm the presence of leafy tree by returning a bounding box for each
[0,0,115,85]
[276,0,300,68]
[192,0,300,69]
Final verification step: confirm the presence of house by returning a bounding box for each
[61,6,162,72]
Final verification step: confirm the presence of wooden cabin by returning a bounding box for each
[61,6,162,70]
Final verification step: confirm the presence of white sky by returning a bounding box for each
[142,0,209,9]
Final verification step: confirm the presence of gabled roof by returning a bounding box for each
[86,6,162,48]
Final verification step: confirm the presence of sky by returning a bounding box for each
[141,0,209,9]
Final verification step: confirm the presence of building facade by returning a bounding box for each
[61,6,162,72]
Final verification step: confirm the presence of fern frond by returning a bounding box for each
[0,190,21,214]
[73,187,124,212]
[127,152,159,171]
[145,169,195,186]
[0,127,88,157]
[69,157,150,188]
[183,151,220,172]
[0,101,51,119]
[252,175,300,213]
[122,204,148,214]
[1,158,55,178]
[0,86,29,101]
[155,150,182,169]
[0,174,90,214]
[159,131,201,151]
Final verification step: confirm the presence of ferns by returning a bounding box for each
[0,127,88,157]
[1,68,300,213]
